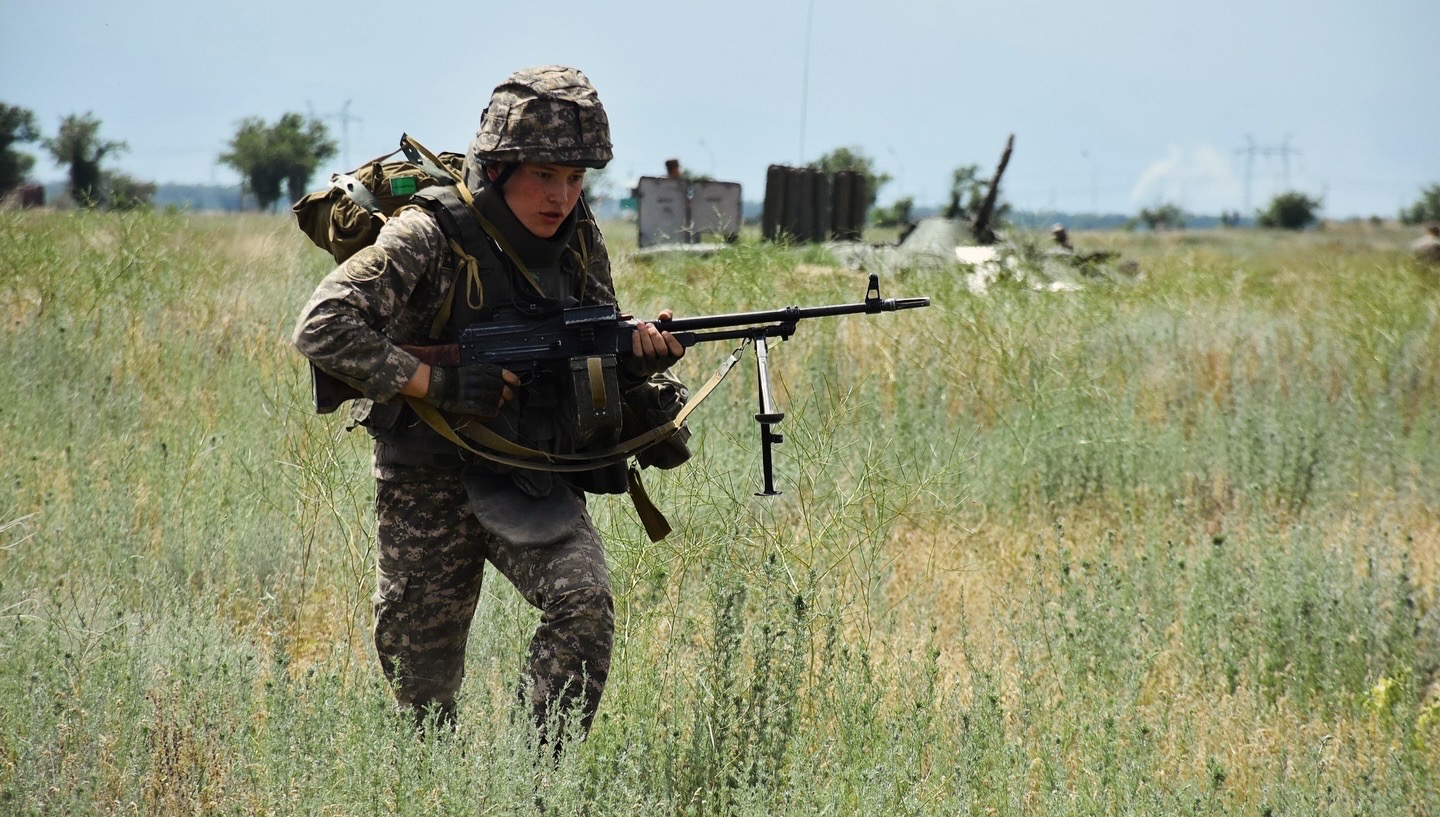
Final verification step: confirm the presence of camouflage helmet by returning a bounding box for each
[468,65,613,171]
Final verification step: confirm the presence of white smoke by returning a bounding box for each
[1130,144,1245,215]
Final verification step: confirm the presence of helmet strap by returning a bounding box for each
[487,162,518,189]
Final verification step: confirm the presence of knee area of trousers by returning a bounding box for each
[547,583,614,627]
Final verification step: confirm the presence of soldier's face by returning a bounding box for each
[493,163,586,238]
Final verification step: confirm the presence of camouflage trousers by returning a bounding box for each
[372,475,614,736]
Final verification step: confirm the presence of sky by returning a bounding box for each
[3,0,1436,219]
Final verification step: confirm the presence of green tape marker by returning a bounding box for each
[389,177,418,197]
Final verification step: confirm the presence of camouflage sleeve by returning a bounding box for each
[292,208,446,402]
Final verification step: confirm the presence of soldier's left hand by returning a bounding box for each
[630,309,685,373]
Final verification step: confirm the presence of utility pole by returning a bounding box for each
[798,0,815,165]
[1081,149,1097,214]
[1235,134,1301,213]
[886,145,904,198]
[310,99,362,169]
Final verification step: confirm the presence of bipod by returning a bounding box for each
[752,332,786,496]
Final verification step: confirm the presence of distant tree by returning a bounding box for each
[221,117,284,210]
[105,171,156,211]
[1400,184,1440,225]
[582,166,612,203]
[873,196,915,228]
[1256,191,1322,230]
[808,146,890,209]
[945,164,986,220]
[1138,203,1186,231]
[219,113,336,212]
[0,103,40,199]
[42,112,127,206]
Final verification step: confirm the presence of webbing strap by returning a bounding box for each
[627,465,671,542]
[426,237,485,340]
[331,172,385,213]
[401,134,549,299]
[587,357,607,409]
[398,137,452,184]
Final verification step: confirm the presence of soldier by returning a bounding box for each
[1412,223,1440,266]
[1050,223,1074,253]
[293,66,687,740]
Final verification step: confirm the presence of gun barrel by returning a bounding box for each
[887,297,930,311]
[654,295,929,334]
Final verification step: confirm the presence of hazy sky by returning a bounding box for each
[4,0,1436,218]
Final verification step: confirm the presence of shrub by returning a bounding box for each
[1257,191,1323,230]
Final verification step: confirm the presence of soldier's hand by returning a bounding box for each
[629,309,686,375]
[423,363,520,417]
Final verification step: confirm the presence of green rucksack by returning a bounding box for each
[292,134,466,264]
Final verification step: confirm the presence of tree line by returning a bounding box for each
[3,101,1438,228]
[0,103,336,212]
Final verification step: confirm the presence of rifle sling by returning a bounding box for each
[401,343,744,543]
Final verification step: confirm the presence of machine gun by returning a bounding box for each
[312,273,929,495]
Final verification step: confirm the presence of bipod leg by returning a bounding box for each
[752,335,784,496]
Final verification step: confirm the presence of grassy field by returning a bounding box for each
[1,209,1438,815]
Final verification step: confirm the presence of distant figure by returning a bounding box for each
[20,183,44,208]
[0,183,44,210]
[1050,223,1074,252]
[1412,223,1440,265]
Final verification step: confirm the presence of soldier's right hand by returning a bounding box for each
[423,363,520,417]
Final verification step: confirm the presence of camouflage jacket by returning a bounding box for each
[293,204,617,405]
[293,202,622,477]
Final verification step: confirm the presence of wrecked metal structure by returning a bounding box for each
[831,135,1140,292]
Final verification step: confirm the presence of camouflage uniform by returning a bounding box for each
[293,66,654,736]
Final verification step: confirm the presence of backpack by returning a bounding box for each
[292,134,466,264]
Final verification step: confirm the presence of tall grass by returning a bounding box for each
[1,209,1437,814]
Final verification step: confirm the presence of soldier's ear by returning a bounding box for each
[485,163,518,187]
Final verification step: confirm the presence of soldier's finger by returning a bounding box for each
[633,324,658,357]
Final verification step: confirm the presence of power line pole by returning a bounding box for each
[1235,134,1302,213]
[798,0,815,165]
[1081,149,1096,213]
[309,99,362,169]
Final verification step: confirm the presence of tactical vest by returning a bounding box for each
[370,186,632,495]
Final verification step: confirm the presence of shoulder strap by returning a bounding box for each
[402,134,550,298]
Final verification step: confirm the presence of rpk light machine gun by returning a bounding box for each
[313,273,930,495]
